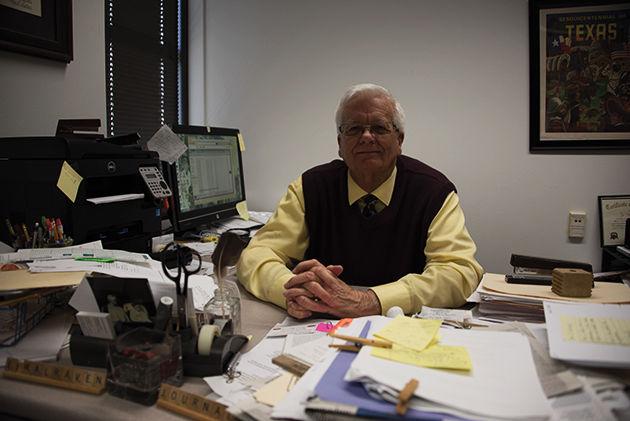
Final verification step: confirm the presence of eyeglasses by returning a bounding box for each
[338,122,398,138]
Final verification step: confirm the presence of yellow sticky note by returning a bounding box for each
[561,315,630,346]
[372,343,472,371]
[237,133,245,152]
[236,200,250,220]
[374,316,441,352]
[57,161,83,202]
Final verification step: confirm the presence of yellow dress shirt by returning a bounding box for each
[237,167,484,315]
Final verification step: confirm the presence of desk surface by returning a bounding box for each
[0,286,286,421]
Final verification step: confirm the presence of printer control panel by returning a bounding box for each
[139,166,172,199]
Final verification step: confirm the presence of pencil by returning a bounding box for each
[328,332,392,348]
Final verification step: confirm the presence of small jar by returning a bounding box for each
[202,279,241,335]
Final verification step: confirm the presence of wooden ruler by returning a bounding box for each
[157,383,233,421]
[3,357,106,395]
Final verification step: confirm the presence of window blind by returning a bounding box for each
[105,0,185,141]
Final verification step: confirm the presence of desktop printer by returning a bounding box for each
[0,136,166,252]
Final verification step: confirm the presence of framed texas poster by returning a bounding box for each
[530,0,630,152]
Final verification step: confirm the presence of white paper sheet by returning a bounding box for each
[284,333,334,366]
[188,274,217,310]
[203,334,285,395]
[345,316,551,419]
[544,301,630,368]
[146,124,188,164]
[19,247,150,264]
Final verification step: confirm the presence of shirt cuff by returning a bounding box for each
[267,272,294,309]
[370,282,413,315]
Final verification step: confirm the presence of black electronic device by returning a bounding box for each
[0,135,162,252]
[165,125,246,234]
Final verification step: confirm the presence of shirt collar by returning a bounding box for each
[347,166,397,206]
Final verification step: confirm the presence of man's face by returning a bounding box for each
[337,94,403,180]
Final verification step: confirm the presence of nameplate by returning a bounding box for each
[157,383,232,421]
[271,354,311,377]
[3,357,106,395]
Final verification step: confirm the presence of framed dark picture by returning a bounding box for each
[529,0,630,152]
[598,194,630,246]
[0,0,73,63]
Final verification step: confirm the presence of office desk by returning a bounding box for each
[0,286,286,421]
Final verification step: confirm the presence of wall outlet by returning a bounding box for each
[568,211,586,239]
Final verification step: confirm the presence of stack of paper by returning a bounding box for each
[272,316,551,420]
[477,273,630,323]
[344,317,551,420]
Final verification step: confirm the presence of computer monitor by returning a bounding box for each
[167,125,246,233]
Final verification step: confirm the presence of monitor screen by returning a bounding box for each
[168,125,245,233]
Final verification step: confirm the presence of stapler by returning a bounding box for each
[507,254,593,285]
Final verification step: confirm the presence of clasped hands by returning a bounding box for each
[283,259,381,319]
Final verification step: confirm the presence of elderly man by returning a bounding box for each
[237,83,483,319]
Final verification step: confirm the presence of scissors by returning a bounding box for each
[161,243,202,328]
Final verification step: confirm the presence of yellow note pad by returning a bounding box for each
[372,343,472,371]
[374,316,441,352]
[560,315,630,346]
[237,133,245,152]
[57,161,83,202]
[236,200,250,220]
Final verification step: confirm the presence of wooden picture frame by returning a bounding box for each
[529,0,630,152]
[0,0,73,63]
[598,194,630,247]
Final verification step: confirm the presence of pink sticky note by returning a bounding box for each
[316,322,333,333]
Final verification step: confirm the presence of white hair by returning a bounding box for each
[335,83,406,133]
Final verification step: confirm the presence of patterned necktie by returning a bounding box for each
[361,194,378,218]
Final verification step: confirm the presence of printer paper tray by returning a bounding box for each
[86,193,145,205]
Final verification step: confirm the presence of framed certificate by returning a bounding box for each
[598,195,630,246]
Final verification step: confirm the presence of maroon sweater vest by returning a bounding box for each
[302,155,455,286]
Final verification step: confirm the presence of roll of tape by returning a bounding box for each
[197,324,220,356]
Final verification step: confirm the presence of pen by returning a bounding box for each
[31,223,39,248]
[21,224,30,244]
[55,218,64,240]
[50,219,59,242]
[75,257,115,263]
[5,219,16,240]
[328,332,392,349]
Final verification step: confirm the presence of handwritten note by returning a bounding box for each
[372,344,472,371]
[57,161,83,202]
[374,316,441,352]
[560,315,630,346]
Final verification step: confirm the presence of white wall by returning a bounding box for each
[0,0,106,137]
[192,0,630,274]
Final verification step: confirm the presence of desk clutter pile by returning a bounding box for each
[0,236,249,411]
[1,238,630,420]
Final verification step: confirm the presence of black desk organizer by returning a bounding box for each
[70,324,248,377]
